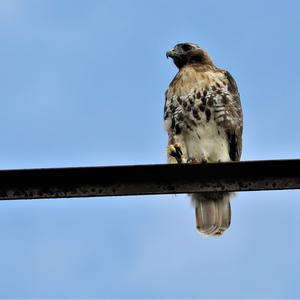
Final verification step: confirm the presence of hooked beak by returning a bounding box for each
[166,48,176,59]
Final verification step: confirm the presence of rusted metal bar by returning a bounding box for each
[0,159,299,201]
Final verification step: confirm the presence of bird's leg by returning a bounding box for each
[167,135,188,164]
[187,157,198,164]
[187,155,208,164]
[168,143,183,163]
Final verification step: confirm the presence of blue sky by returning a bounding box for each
[0,0,300,298]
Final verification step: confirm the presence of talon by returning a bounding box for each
[187,157,198,163]
[174,143,182,157]
[168,143,183,163]
[167,145,176,156]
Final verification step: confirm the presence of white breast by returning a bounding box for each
[183,121,230,163]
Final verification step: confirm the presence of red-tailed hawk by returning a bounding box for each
[164,43,243,236]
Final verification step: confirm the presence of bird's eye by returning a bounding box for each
[181,44,192,51]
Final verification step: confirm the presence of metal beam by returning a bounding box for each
[0,159,299,201]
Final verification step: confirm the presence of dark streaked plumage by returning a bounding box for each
[165,43,243,236]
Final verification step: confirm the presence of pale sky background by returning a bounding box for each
[0,0,300,298]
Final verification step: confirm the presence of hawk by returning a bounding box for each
[164,43,243,236]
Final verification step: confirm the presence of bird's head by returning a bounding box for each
[166,43,213,69]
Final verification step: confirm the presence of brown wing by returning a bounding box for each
[217,70,243,161]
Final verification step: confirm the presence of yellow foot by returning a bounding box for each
[187,157,198,164]
[168,143,183,164]
[187,157,208,164]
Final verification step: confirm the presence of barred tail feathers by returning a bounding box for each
[191,192,233,236]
